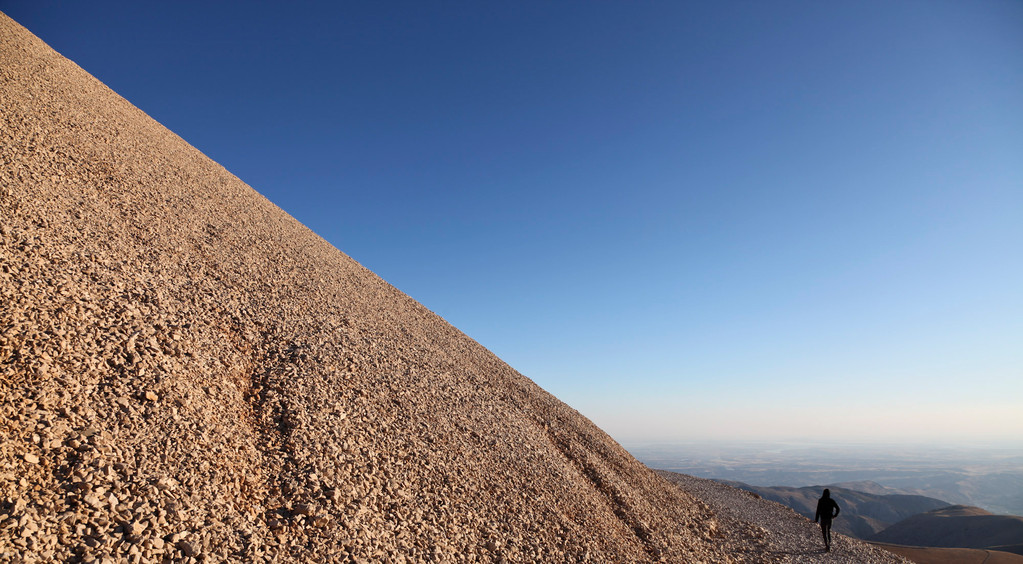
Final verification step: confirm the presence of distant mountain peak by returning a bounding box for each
[929,505,994,517]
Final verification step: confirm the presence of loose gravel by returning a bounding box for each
[0,11,723,563]
[0,10,911,563]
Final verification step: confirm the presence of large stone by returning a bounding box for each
[177,540,200,557]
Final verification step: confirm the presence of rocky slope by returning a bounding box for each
[0,11,907,563]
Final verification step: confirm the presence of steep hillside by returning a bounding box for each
[871,506,1023,552]
[0,11,910,563]
[721,482,950,538]
[0,11,742,563]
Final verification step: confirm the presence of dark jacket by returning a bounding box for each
[815,496,840,523]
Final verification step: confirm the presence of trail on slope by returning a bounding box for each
[659,471,912,564]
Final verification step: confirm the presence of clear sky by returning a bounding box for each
[4,1,1021,445]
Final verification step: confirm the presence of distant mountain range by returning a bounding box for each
[720,481,950,538]
[631,441,1023,517]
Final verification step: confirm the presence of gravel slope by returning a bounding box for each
[658,472,911,564]
[0,11,913,563]
[0,11,769,563]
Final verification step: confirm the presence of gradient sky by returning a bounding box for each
[4,1,1021,445]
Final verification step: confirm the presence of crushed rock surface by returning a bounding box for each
[0,11,914,563]
[0,11,768,563]
[659,471,911,563]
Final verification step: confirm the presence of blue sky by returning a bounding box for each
[4,1,1021,444]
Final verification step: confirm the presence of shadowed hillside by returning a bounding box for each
[872,543,1023,564]
[871,506,1023,553]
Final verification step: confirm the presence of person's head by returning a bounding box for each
[822,488,831,498]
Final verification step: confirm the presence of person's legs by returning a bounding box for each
[821,521,832,551]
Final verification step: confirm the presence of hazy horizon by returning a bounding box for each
[4,1,1021,445]
[626,439,1023,516]
[622,437,1023,451]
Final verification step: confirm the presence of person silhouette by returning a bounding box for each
[814,488,840,552]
